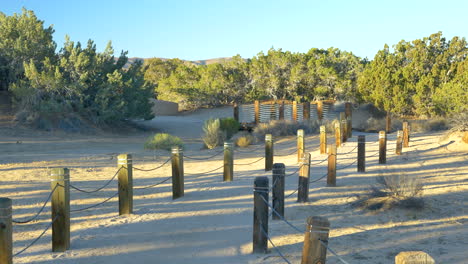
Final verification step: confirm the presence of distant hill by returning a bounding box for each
[122,57,235,68]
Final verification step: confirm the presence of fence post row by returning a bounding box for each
[396,130,403,155]
[301,216,330,264]
[223,142,234,182]
[253,176,269,254]
[403,122,410,147]
[50,168,70,252]
[320,126,327,154]
[171,147,184,199]
[0,197,12,264]
[272,163,285,220]
[327,144,337,187]
[335,122,341,147]
[395,251,435,264]
[265,134,273,171]
[297,129,305,163]
[298,153,311,203]
[117,154,133,215]
[379,131,387,164]
[357,135,366,172]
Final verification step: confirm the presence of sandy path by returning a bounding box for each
[1,109,467,264]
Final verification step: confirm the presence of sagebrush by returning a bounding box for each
[144,133,184,151]
[202,118,226,149]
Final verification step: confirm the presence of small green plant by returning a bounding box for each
[144,133,184,151]
[234,132,254,147]
[202,118,226,149]
[220,117,240,139]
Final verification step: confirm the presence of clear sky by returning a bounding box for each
[1,0,467,60]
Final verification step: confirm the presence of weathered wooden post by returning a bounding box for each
[334,121,341,147]
[345,102,352,119]
[379,131,387,164]
[117,154,133,215]
[347,116,352,138]
[297,129,305,163]
[0,198,12,264]
[272,163,285,220]
[254,100,260,125]
[298,153,311,203]
[171,146,184,199]
[279,101,285,120]
[386,111,392,133]
[303,101,311,121]
[327,144,337,186]
[396,130,403,155]
[395,251,435,264]
[293,101,298,122]
[320,126,327,154]
[357,135,366,172]
[341,118,347,143]
[224,142,234,181]
[301,216,330,264]
[317,101,323,121]
[233,103,239,122]
[403,122,410,147]
[50,168,70,252]
[253,176,269,254]
[265,134,273,171]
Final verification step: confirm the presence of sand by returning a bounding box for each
[1,107,467,264]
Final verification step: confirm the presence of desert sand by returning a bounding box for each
[1,107,467,264]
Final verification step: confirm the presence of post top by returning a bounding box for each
[379,131,386,138]
[297,129,304,136]
[265,134,272,140]
[306,216,330,227]
[171,146,183,153]
[395,251,435,263]
[320,126,325,132]
[0,197,12,206]
[272,163,285,169]
[224,142,234,147]
[254,176,269,187]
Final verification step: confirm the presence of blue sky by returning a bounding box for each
[1,0,467,60]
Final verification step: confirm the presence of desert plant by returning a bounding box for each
[220,117,240,139]
[144,133,184,151]
[449,111,468,132]
[202,118,226,149]
[253,120,320,141]
[234,132,254,147]
[410,119,448,133]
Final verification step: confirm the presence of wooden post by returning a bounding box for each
[347,116,352,138]
[297,129,305,163]
[403,122,410,147]
[301,216,330,264]
[279,101,285,120]
[341,118,347,143]
[298,153,311,203]
[117,154,133,215]
[50,168,70,252]
[171,147,184,199]
[334,121,341,147]
[233,103,239,122]
[344,102,352,119]
[395,251,435,264]
[223,142,234,181]
[272,163,285,220]
[265,134,273,171]
[379,131,387,164]
[320,126,327,154]
[317,101,323,121]
[254,100,260,124]
[253,176,269,254]
[293,101,298,122]
[303,101,310,121]
[357,135,366,172]
[0,198,12,264]
[327,144,337,187]
[386,111,392,133]
[396,130,403,155]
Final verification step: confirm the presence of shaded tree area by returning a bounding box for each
[0,9,154,129]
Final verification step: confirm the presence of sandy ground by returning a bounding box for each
[1,107,467,264]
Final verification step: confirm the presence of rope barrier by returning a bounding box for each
[310,157,328,165]
[309,172,328,184]
[275,148,297,157]
[69,167,122,194]
[260,225,292,264]
[70,192,118,212]
[13,214,58,257]
[284,188,299,198]
[285,165,303,177]
[338,146,358,155]
[318,239,351,264]
[336,160,357,170]
[135,176,172,190]
[234,156,265,166]
[185,164,224,176]
[133,157,171,171]
[183,150,224,160]
[12,184,58,224]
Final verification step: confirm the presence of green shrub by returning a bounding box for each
[144,133,184,151]
[220,117,240,139]
[202,118,226,149]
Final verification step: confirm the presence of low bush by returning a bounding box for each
[144,133,184,151]
[449,111,468,132]
[202,118,226,149]
[253,120,320,141]
[220,118,240,139]
[410,119,448,133]
[233,132,254,147]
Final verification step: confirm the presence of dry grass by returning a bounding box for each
[253,119,320,141]
[233,132,254,147]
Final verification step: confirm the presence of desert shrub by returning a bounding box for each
[448,111,468,132]
[253,120,320,141]
[410,119,448,133]
[144,133,184,151]
[233,132,254,147]
[220,117,240,139]
[202,118,226,149]
[353,173,424,211]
